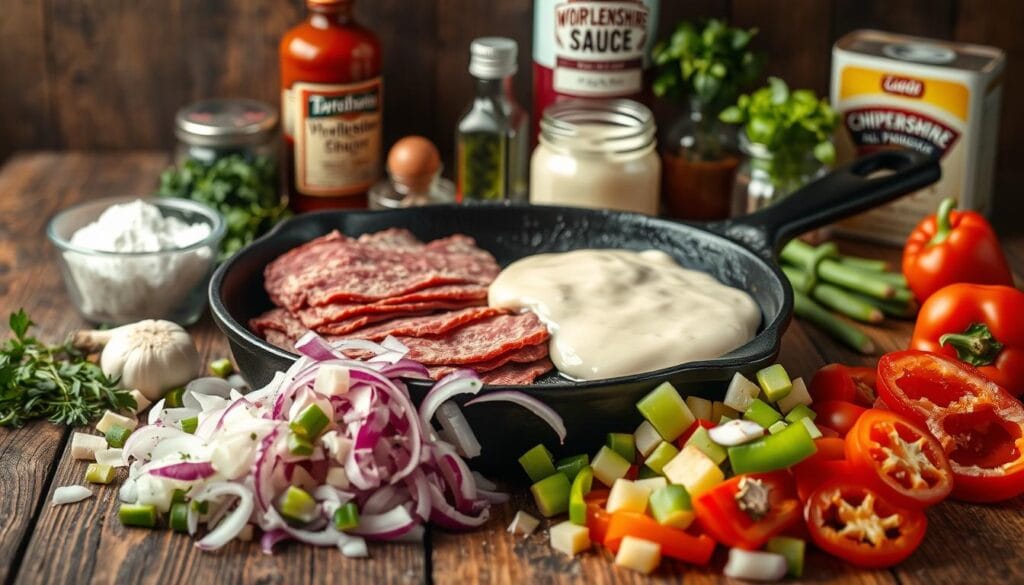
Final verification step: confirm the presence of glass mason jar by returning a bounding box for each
[731,132,828,216]
[174,99,279,166]
[530,99,660,215]
[661,97,740,221]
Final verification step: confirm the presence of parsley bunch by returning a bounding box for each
[0,310,134,427]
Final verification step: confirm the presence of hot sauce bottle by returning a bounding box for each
[280,0,382,212]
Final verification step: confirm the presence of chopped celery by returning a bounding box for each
[180,416,198,435]
[684,426,728,465]
[800,417,823,439]
[777,377,812,414]
[333,502,360,531]
[208,358,234,378]
[767,536,806,577]
[744,399,783,428]
[287,432,314,456]
[164,387,185,408]
[685,396,713,421]
[636,382,695,442]
[519,444,557,482]
[724,373,761,412]
[662,445,724,497]
[634,476,668,492]
[592,446,631,486]
[105,425,132,448]
[289,404,330,439]
[569,466,593,525]
[785,403,817,424]
[649,484,693,529]
[607,479,651,514]
[169,503,189,533]
[85,463,115,484]
[636,465,660,480]
[550,520,591,556]
[644,441,679,474]
[555,454,590,482]
[634,421,662,458]
[119,504,158,528]
[278,485,317,523]
[728,420,818,474]
[768,421,789,435]
[757,364,793,402]
[606,433,636,464]
[531,472,571,517]
[719,414,735,425]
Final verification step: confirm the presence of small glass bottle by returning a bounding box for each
[369,136,456,209]
[732,132,828,215]
[456,37,529,202]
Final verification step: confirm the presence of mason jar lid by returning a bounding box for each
[539,99,656,156]
[175,99,279,148]
[469,37,518,79]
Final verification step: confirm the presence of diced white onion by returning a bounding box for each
[708,419,765,446]
[723,548,788,582]
[52,485,92,506]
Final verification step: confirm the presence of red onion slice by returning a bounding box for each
[122,425,187,466]
[418,372,483,434]
[351,505,417,540]
[295,331,344,361]
[190,482,254,551]
[465,391,566,444]
[148,461,216,482]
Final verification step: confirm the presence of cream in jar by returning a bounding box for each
[530,99,660,215]
[489,249,760,380]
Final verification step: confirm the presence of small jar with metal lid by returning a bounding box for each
[174,98,279,166]
[530,99,660,215]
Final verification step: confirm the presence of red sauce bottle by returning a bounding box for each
[280,0,382,212]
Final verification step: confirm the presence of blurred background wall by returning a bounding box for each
[1,0,1020,224]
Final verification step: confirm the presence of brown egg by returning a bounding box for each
[387,136,441,191]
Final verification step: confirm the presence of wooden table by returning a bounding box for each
[2,151,1023,585]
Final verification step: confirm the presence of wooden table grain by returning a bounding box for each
[1,152,1022,585]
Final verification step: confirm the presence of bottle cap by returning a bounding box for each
[469,37,518,80]
[387,136,441,193]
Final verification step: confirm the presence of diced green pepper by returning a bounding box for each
[800,417,823,439]
[105,425,132,448]
[169,503,189,533]
[164,387,185,408]
[568,466,593,525]
[208,358,234,378]
[289,404,330,440]
[644,441,679,475]
[744,398,783,428]
[519,444,556,483]
[637,465,660,480]
[606,433,636,464]
[555,454,590,482]
[684,426,728,465]
[192,499,209,515]
[768,421,789,435]
[767,536,806,577]
[531,472,571,517]
[288,432,314,456]
[119,504,158,528]
[785,403,817,424]
[278,485,317,524]
[728,420,818,474]
[333,502,360,531]
[180,416,198,435]
[648,484,693,528]
[171,489,188,504]
[85,463,115,484]
[757,364,793,403]
[591,446,631,486]
[636,382,695,442]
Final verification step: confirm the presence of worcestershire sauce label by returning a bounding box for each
[293,79,382,197]
[552,0,650,96]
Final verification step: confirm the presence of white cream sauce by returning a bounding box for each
[488,249,761,380]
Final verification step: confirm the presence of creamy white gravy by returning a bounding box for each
[488,249,761,380]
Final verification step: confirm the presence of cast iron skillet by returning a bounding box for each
[210,149,939,470]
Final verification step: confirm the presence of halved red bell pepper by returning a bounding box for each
[814,400,867,437]
[909,283,1024,396]
[693,471,800,550]
[877,350,1024,502]
[603,512,715,565]
[792,437,852,501]
[809,364,877,406]
[902,197,1013,302]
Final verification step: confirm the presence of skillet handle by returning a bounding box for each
[715,149,941,255]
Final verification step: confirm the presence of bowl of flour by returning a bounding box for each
[47,197,226,325]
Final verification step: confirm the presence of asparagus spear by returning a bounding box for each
[782,265,883,324]
[792,289,876,355]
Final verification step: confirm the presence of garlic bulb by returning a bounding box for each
[92,320,200,400]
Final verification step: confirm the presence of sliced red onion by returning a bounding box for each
[427,483,489,531]
[351,505,417,540]
[433,441,478,514]
[190,482,254,551]
[464,391,566,444]
[418,371,482,435]
[435,402,482,459]
[471,471,497,492]
[186,377,233,398]
[148,461,216,481]
[295,331,344,361]
[122,425,187,465]
[147,399,166,425]
[406,470,432,521]
[260,529,290,554]
[377,359,430,380]
[477,489,509,504]
[253,429,282,512]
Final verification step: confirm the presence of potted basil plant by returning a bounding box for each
[719,77,838,215]
[651,19,762,221]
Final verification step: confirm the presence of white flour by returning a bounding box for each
[65,200,214,323]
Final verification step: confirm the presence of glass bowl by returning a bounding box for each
[47,196,226,326]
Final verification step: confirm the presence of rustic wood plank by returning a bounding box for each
[832,0,955,40]
[0,1,54,161]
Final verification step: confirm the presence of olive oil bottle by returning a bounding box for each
[456,38,528,202]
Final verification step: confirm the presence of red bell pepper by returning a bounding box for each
[808,364,877,407]
[693,471,800,550]
[902,197,1013,302]
[603,512,716,565]
[909,283,1024,396]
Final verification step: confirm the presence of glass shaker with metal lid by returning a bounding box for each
[174,98,279,166]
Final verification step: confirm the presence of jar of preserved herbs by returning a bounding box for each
[173,99,279,166]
